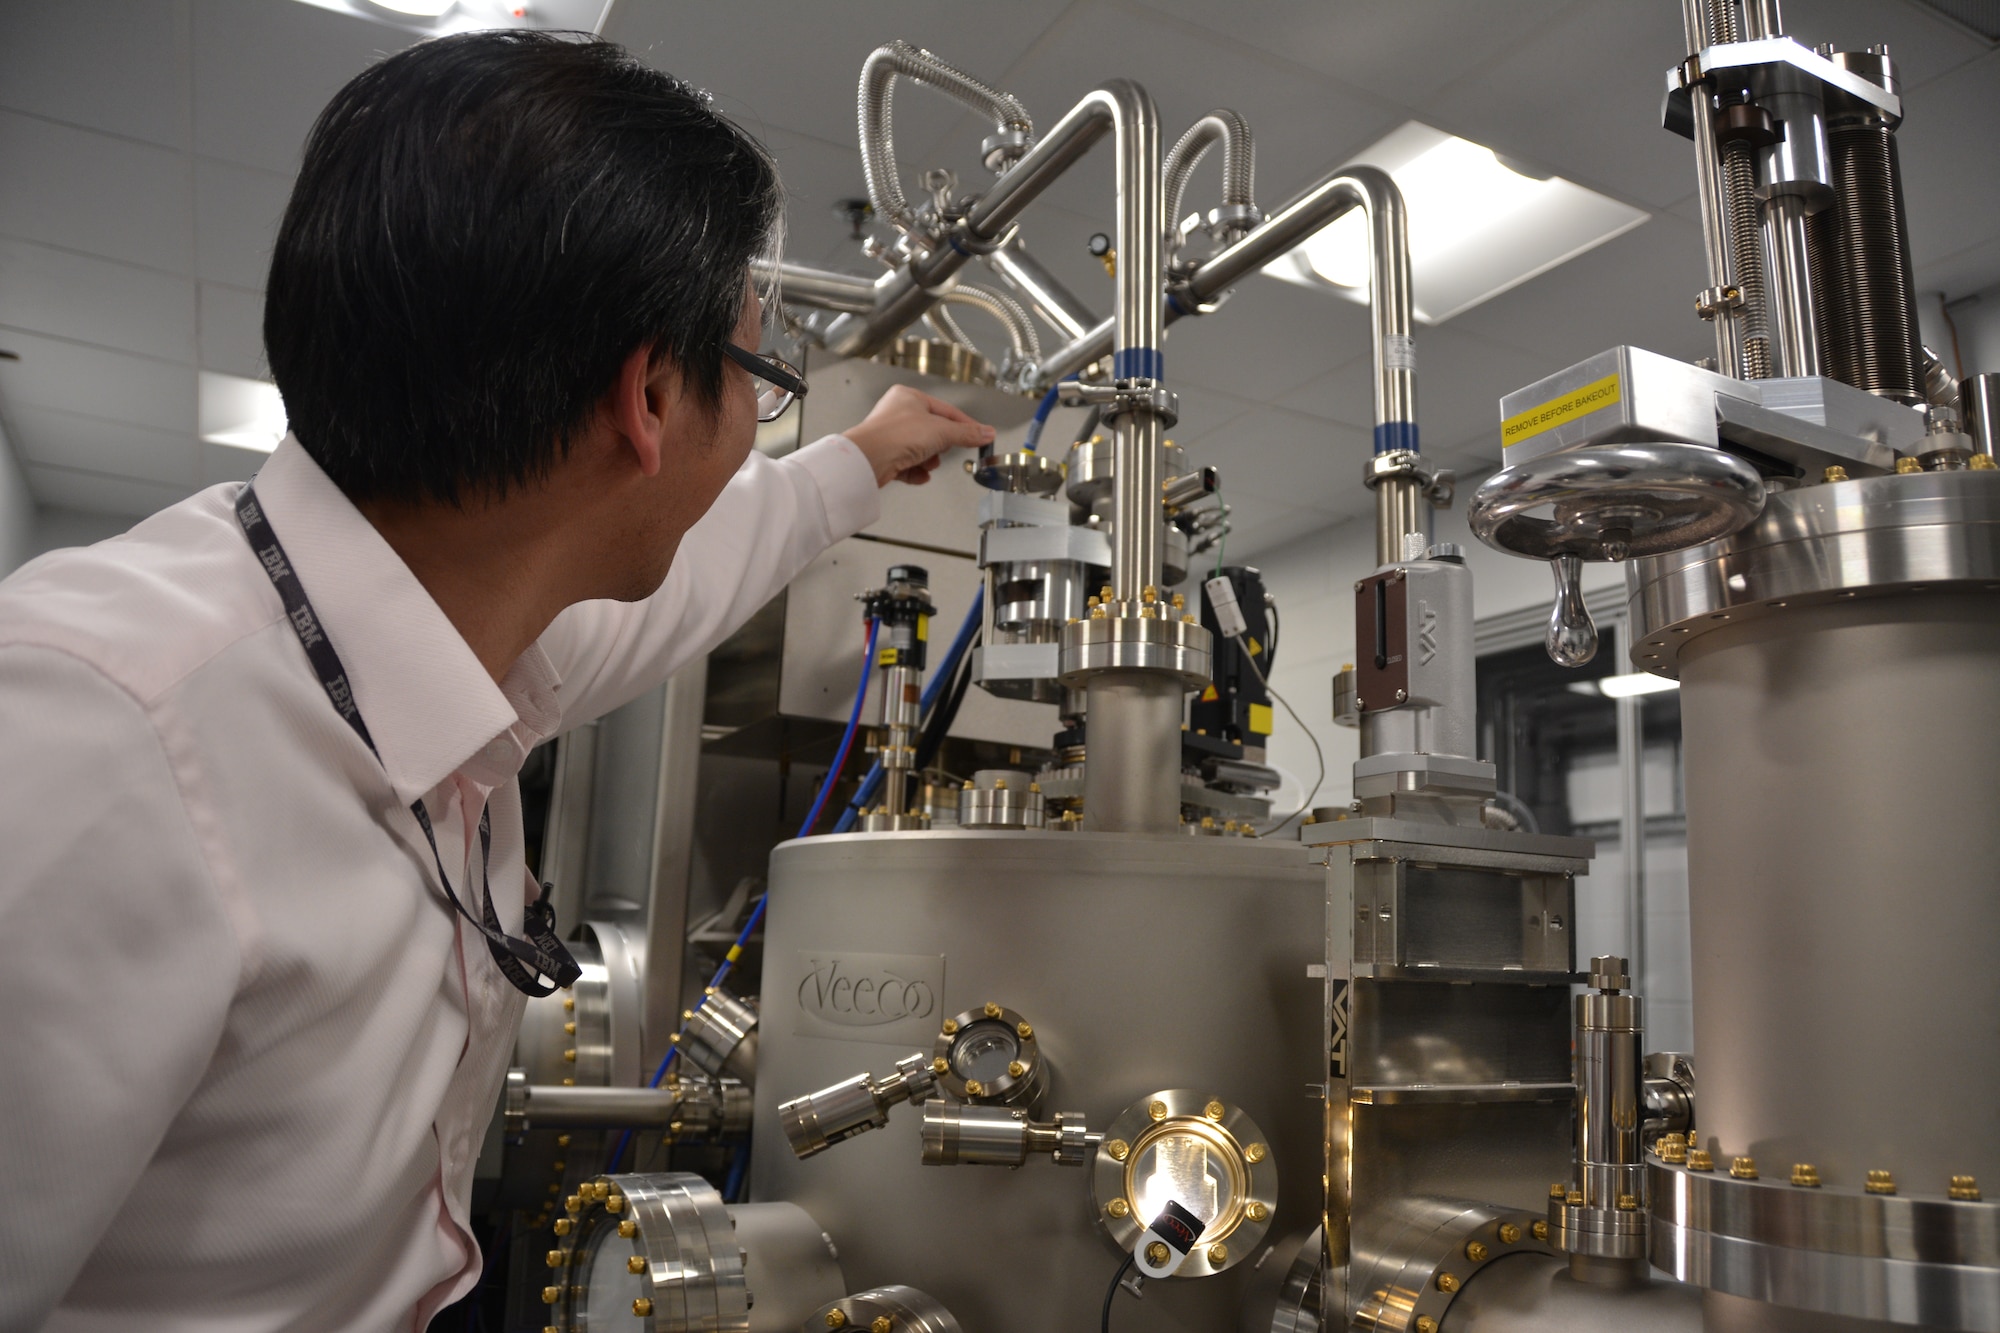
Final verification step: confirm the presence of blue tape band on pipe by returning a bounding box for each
[1113,347,1163,379]
[1373,421,1420,455]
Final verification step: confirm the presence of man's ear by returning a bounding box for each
[609,343,674,478]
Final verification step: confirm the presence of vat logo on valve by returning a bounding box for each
[793,951,946,1045]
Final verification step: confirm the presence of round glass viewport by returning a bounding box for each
[949,1020,1021,1084]
[1132,1128,1238,1239]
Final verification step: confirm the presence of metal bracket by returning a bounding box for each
[1062,377,1180,429]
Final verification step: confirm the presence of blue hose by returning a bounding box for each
[833,586,983,833]
[1020,377,1077,453]
[607,618,883,1170]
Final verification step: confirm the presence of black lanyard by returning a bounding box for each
[235,484,580,997]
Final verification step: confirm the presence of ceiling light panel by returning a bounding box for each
[199,371,289,455]
[1265,122,1649,324]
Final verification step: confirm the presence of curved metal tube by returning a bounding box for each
[1163,109,1255,246]
[940,283,1041,361]
[858,41,1032,232]
[753,258,882,316]
[983,239,1098,341]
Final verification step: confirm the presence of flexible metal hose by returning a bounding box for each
[1163,110,1255,246]
[1824,121,1925,404]
[940,282,1041,361]
[857,41,1033,232]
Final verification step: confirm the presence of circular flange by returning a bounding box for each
[679,989,759,1084]
[1064,437,1188,508]
[930,1003,1046,1111]
[1468,442,1766,561]
[1058,612,1212,689]
[810,1285,962,1333]
[858,811,930,832]
[974,448,1065,496]
[1627,468,2000,676]
[957,770,1045,830]
[1090,1089,1277,1278]
[1348,1198,1558,1331]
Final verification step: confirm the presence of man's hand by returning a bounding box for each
[843,384,995,487]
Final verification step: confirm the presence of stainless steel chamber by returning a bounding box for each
[750,829,1324,1332]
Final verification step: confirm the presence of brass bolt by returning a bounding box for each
[1531,1221,1549,1241]
[1141,605,1159,619]
[1823,464,1850,483]
[1007,1060,1026,1077]
[1417,1320,1439,1333]
[1245,1142,1267,1163]
[984,1002,1002,1018]
[562,1076,575,1086]
[1566,1189,1584,1206]
[619,1220,638,1238]
[1896,455,1924,474]
[1091,605,1108,619]
[556,1134,571,1148]
[1106,1139,1130,1162]
[633,1297,653,1317]
[1028,782,1041,793]
[1465,1240,1489,1262]
[994,779,1008,790]
[563,996,575,1012]
[681,1008,694,1022]
[627,1256,647,1275]
[1498,1223,1521,1244]
[1183,614,1198,624]
[1549,1182,1566,1199]
[1100,584,1114,600]
[1171,593,1186,610]
[1207,1242,1228,1265]
[547,1249,566,1268]
[552,1160,567,1173]
[1148,1099,1168,1121]
[1730,1157,1759,1180]
[1687,1149,1715,1171]
[1790,1163,1821,1188]
[1146,1241,1171,1266]
[1247,1201,1268,1222]
[941,1019,959,1036]
[606,1194,625,1214]
[1142,585,1159,604]
[1656,1133,1687,1165]
[932,1057,949,1074]
[826,1311,848,1329]
[1107,1198,1131,1218]
[565,1195,583,1214]
[548,1183,561,1195]
[965,1079,985,1096]
[1615,1193,1638,1211]
[871,1318,893,1333]
[1971,453,1997,470]
[1866,1170,1897,1195]
[1017,1021,1033,1039]
[554,1218,573,1236]
[1204,1100,1226,1120]
[1950,1175,1982,1201]
[564,1021,577,1035]
[563,1049,577,1063]
[1087,596,1099,608]
[543,1286,562,1305]
[1436,1272,1460,1293]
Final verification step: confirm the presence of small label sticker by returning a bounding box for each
[1502,372,1622,448]
[1383,334,1417,372]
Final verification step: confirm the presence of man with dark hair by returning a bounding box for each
[0,31,990,1329]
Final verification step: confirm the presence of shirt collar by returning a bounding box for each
[248,436,561,804]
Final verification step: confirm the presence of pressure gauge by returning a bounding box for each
[931,1003,1047,1112]
[1090,1090,1277,1277]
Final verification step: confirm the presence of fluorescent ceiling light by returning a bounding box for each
[1266,122,1649,323]
[365,0,457,14]
[199,371,289,455]
[286,0,613,35]
[1569,672,1681,699]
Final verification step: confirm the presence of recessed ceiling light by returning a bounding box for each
[1266,122,1649,324]
[1569,672,1681,698]
[364,0,457,14]
[199,372,289,455]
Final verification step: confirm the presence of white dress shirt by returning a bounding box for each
[0,432,880,1332]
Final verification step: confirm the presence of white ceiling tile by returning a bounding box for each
[195,157,291,289]
[1212,489,1342,558]
[0,329,197,433]
[1175,402,1373,514]
[1123,0,1578,106]
[0,111,194,274]
[1899,48,2000,277]
[604,0,1072,146]
[197,281,266,378]
[1783,0,1990,88]
[1167,275,1378,401]
[1278,326,1556,458]
[0,239,197,363]
[190,0,419,173]
[1423,0,1694,211]
[7,404,200,486]
[24,460,198,519]
[0,0,192,150]
[1917,235,2000,304]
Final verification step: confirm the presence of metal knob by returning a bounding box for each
[1546,554,1598,667]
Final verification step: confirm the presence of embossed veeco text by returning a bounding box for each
[792,951,946,1045]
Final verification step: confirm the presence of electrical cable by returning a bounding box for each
[722,1141,751,1202]
[834,587,984,832]
[608,618,882,1171]
[1211,479,1227,576]
[1238,640,1324,836]
[1263,597,1280,663]
[1021,376,1078,452]
[1101,1253,1136,1333]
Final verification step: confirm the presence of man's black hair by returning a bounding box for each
[264,31,783,506]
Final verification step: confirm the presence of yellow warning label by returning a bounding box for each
[1501,372,1621,448]
[1248,703,1273,735]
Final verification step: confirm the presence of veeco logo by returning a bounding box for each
[796,955,940,1028]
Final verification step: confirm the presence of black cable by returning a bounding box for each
[1101,1254,1135,1333]
[1074,405,1103,446]
[1263,597,1281,665]
[913,630,979,773]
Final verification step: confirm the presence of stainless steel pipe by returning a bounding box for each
[516,1084,682,1129]
[755,259,883,315]
[983,239,1098,341]
[1082,672,1182,834]
[1764,195,1825,378]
